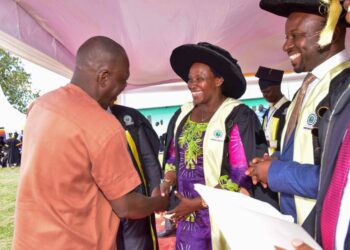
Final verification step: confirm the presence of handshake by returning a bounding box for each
[150,182,171,213]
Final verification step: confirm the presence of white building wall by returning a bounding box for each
[120,72,306,109]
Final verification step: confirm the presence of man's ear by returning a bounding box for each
[97,70,109,88]
[331,25,346,44]
[332,26,341,42]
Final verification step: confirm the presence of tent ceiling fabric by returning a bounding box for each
[1,0,347,89]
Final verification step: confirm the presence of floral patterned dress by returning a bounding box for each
[165,116,212,250]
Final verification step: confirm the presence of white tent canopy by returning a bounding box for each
[0,85,26,133]
[2,0,344,90]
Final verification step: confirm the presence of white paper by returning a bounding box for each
[194,184,322,250]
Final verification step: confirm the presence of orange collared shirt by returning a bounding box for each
[13,84,140,250]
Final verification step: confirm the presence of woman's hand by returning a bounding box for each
[160,171,176,197]
[160,180,172,197]
[166,191,203,221]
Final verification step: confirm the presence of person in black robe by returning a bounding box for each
[255,66,290,154]
[5,132,21,167]
[0,136,6,167]
[108,104,162,250]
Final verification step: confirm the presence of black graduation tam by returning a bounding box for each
[255,66,284,90]
[260,0,323,17]
[259,0,348,24]
[260,0,348,47]
[260,0,337,17]
[170,42,246,99]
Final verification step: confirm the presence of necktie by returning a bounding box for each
[321,126,350,250]
[284,73,316,146]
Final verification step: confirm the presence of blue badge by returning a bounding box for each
[306,113,317,126]
[213,130,223,138]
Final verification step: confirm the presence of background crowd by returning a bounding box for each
[0,132,22,168]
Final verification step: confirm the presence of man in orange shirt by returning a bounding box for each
[12,36,168,250]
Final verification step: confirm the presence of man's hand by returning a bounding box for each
[151,186,169,212]
[245,154,275,188]
[151,186,161,197]
[111,190,169,219]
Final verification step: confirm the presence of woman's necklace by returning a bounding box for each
[199,97,226,122]
[201,109,214,122]
[198,97,226,122]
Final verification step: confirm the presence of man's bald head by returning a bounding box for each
[75,36,128,72]
[71,36,130,109]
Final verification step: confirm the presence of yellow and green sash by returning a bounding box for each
[125,131,158,250]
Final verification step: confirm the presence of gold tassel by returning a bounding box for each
[318,0,342,48]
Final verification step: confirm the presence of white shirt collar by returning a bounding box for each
[269,96,288,110]
[312,50,350,80]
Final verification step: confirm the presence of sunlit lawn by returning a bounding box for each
[0,167,19,250]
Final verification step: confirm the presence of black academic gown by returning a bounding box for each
[163,104,279,210]
[308,68,350,248]
[0,138,6,167]
[109,105,162,250]
[5,137,21,166]
[262,100,291,152]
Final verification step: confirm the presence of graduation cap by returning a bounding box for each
[255,66,284,90]
[259,0,345,47]
[170,42,246,99]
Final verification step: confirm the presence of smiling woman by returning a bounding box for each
[160,42,278,250]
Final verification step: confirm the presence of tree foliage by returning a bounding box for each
[0,48,39,114]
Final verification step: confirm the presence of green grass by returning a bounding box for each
[0,167,20,250]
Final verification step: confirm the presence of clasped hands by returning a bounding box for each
[245,153,277,188]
